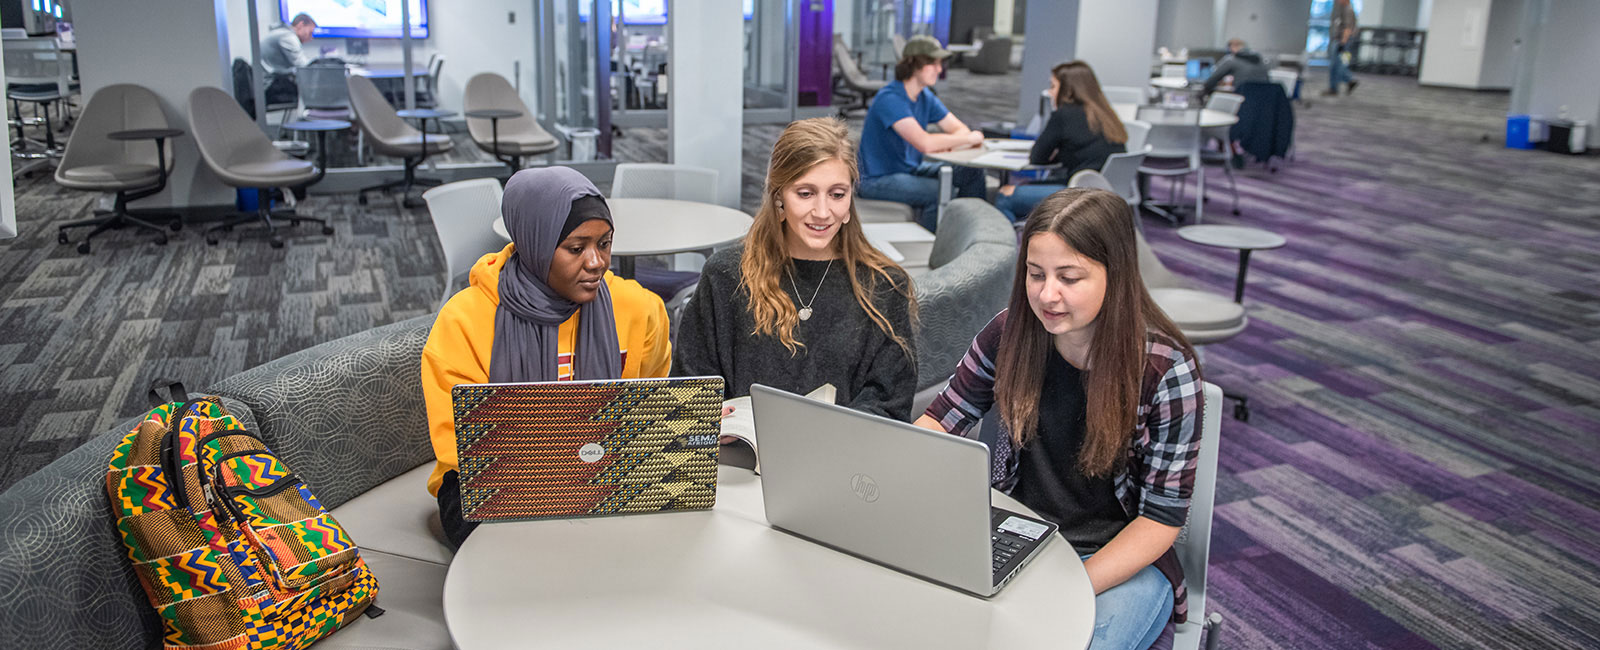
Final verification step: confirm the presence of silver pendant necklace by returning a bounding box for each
[787,259,833,321]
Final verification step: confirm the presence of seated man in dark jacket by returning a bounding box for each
[1203,38,1271,93]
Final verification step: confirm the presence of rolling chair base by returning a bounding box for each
[206,191,333,249]
[357,155,443,208]
[58,211,182,254]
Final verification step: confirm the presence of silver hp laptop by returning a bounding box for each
[750,384,1058,598]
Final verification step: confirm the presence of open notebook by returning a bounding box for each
[718,383,836,474]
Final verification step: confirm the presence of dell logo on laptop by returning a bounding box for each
[851,473,880,503]
[578,443,606,463]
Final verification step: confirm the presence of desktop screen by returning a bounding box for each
[581,0,755,23]
[280,0,429,39]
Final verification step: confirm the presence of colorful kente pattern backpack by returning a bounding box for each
[107,380,381,649]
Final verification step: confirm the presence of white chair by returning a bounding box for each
[611,162,718,203]
[5,36,74,177]
[1099,148,1150,212]
[1123,119,1152,153]
[421,178,505,310]
[1103,86,1147,106]
[1201,92,1244,216]
[610,162,718,321]
[1161,63,1188,79]
[1268,69,1297,101]
[1136,107,1205,225]
[1174,381,1226,650]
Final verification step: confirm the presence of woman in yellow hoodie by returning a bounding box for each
[421,167,672,547]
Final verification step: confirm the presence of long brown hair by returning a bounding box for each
[1051,61,1128,144]
[992,189,1195,477]
[740,117,916,358]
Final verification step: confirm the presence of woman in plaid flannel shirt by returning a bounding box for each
[915,188,1203,650]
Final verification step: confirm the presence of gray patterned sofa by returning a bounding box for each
[910,198,1018,413]
[0,315,452,649]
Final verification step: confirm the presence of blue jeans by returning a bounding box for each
[993,182,1067,222]
[1084,555,1174,650]
[1328,42,1352,90]
[858,160,985,231]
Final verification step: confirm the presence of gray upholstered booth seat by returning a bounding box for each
[856,197,916,223]
[910,199,1018,414]
[0,315,452,649]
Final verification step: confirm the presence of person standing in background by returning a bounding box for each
[1325,0,1359,96]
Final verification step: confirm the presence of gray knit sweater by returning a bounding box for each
[672,244,918,421]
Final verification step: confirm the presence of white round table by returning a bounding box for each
[1149,77,1191,90]
[1114,104,1239,128]
[1177,224,1286,303]
[493,197,752,277]
[443,466,1096,649]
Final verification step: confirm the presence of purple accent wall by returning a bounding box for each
[797,0,833,107]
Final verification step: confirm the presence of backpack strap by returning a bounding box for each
[148,378,190,408]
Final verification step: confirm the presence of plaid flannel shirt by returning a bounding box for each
[923,310,1204,622]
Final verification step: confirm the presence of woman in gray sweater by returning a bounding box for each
[673,118,918,420]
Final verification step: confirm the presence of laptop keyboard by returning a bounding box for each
[991,532,1027,574]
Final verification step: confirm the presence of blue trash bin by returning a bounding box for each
[1506,115,1534,149]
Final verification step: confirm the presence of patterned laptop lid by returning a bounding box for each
[452,377,725,522]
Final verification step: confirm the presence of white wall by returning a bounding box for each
[1476,0,1521,89]
[76,0,236,208]
[1417,0,1435,27]
[1223,0,1313,56]
[1155,0,1218,50]
[836,0,856,37]
[1076,0,1159,90]
[669,0,744,208]
[1383,0,1422,26]
[994,0,1014,34]
[1515,0,1600,146]
[1418,0,1492,88]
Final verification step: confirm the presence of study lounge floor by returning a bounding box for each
[1,71,1598,649]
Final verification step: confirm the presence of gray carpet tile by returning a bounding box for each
[3,67,1599,649]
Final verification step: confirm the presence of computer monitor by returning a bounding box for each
[1186,57,1215,81]
[279,0,429,39]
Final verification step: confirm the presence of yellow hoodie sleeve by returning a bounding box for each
[421,300,493,497]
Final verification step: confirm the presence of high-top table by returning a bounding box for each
[492,197,752,278]
[443,465,1096,649]
[923,139,1059,227]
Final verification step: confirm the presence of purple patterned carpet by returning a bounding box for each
[1135,75,1600,649]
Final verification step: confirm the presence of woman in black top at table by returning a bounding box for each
[672,117,918,420]
[994,61,1127,221]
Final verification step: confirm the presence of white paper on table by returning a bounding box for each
[984,139,1033,152]
[969,150,1033,170]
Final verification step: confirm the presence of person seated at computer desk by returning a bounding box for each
[1201,38,1270,94]
[914,189,1203,650]
[673,118,918,422]
[993,61,1127,222]
[856,35,987,231]
[262,13,318,79]
[421,167,673,549]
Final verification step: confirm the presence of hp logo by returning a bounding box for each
[851,473,880,503]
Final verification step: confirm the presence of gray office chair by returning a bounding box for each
[610,162,719,320]
[1174,382,1226,650]
[1122,119,1152,153]
[5,36,73,178]
[1201,92,1244,216]
[463,72,559,171]
[967,37,1013,75]
[348,74,453,207]
[1136,107,1205,225]
[1103,86,1148,106]
[1099,148,1150,212]
[187,86,333,248]
[297,63,352,121]
[833,36,886,116]
[54,84,181,253]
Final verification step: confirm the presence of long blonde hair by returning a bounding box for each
[740,117,916,358]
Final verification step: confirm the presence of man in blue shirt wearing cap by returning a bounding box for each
[857,35,986,230]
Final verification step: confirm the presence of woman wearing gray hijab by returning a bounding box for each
[420,167,673,548]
